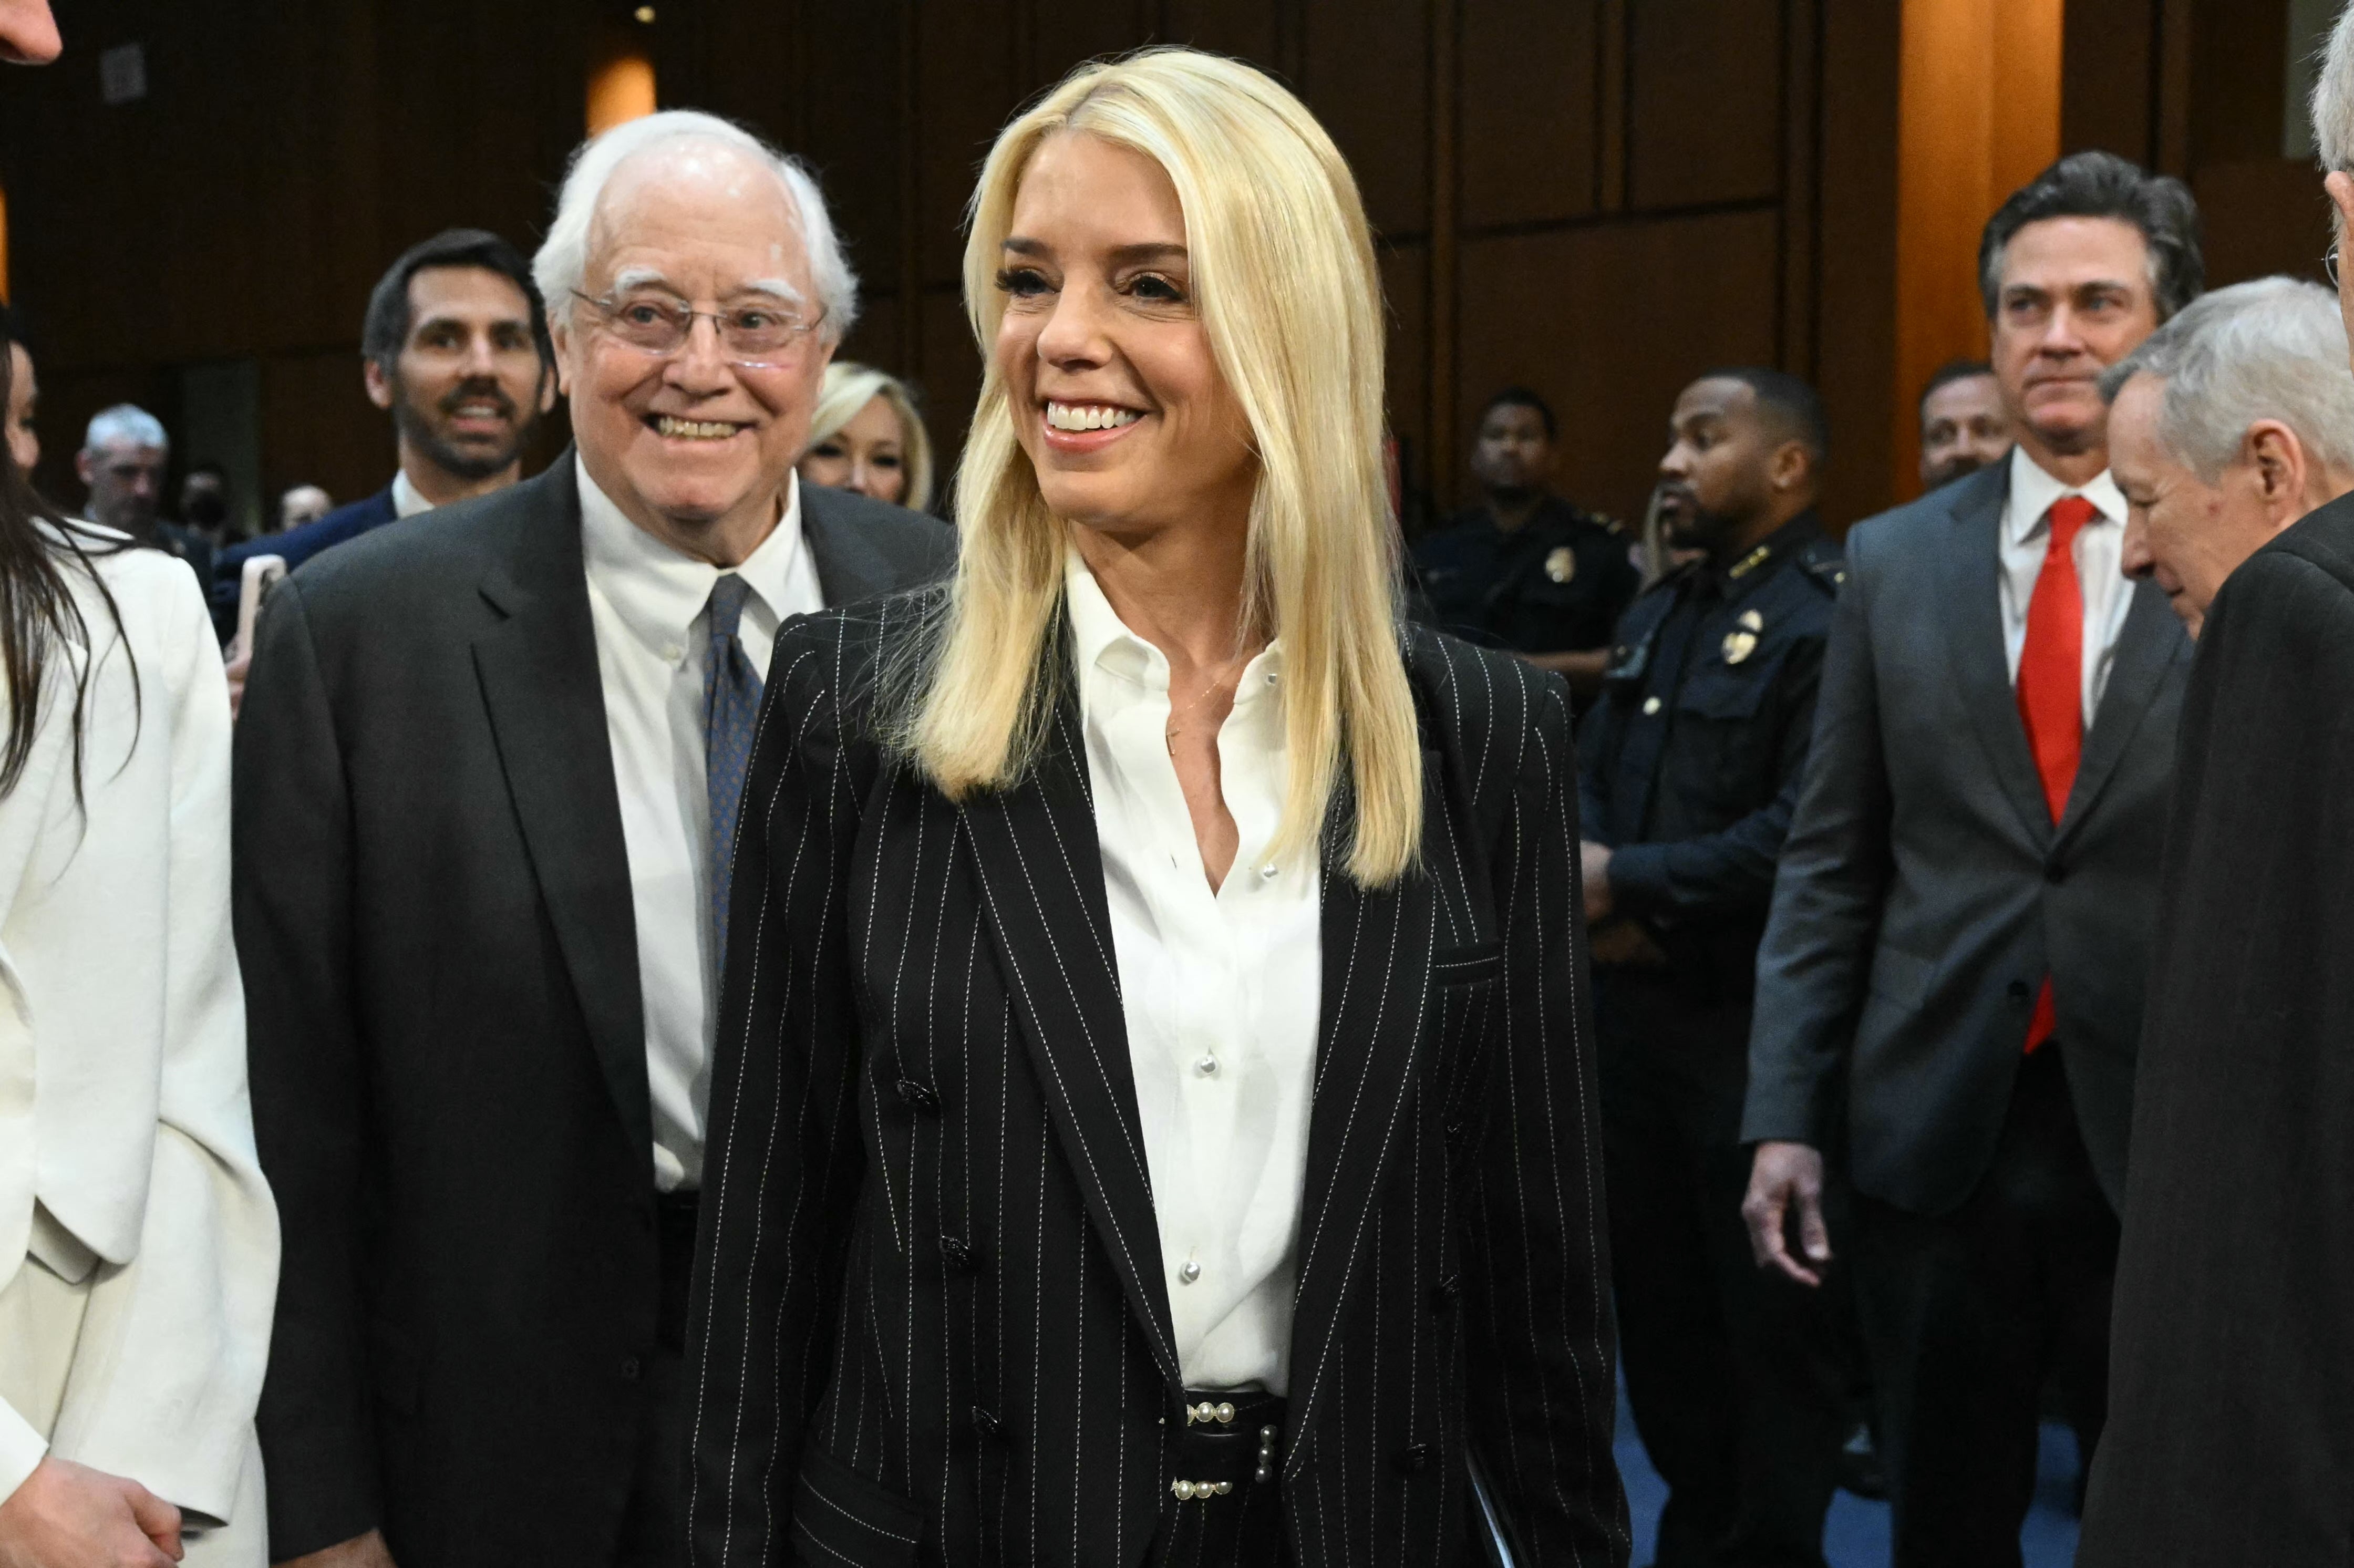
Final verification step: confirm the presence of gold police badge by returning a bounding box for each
[1544,546,1577,584]
[1721,608,1764,665]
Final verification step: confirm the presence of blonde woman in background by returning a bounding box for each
[688,47,1627,1568]
[797,360,936,512]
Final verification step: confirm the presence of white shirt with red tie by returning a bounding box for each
[1996,445,2131,725]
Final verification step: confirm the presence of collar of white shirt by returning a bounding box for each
[575,455,807,664]
[1062,546,1289,713]
[390,468,434,519]
[2004,444,2126,544]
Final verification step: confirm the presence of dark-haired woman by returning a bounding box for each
[0,329,277,1565]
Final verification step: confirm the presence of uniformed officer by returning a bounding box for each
[1578,367,1850,1568]
[1411,386,1638,699]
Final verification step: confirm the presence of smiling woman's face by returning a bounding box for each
[993,132,1256,544]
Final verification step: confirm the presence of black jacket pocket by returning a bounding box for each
[1436,942,1505,985]
[792,1442,924,1567]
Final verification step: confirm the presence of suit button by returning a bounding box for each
[2007,979,2031,1004]
[941,1236,979,1274]
[2044,860,2067,884]
[895,1078,942,1112]
[1429,1274,1462,1312]
[972,1406,1003,1441]
[1394,1442,1432,1475]
[620,1355,643,1381]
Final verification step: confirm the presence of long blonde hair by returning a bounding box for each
[806,361,936,513]
[899,47,1421,887]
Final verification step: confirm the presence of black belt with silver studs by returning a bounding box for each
[1168,1389,1286,1503]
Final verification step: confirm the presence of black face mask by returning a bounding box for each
[184,491,227,529]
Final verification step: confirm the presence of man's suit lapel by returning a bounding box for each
[2057,577,2187,847]
[1283,741,1443,1468]
[959,698,1185,1392]
[1936,466,2053,847]
[801,482,905,608]
[470,458,652,1154]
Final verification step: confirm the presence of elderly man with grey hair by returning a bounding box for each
[78,403,211,580]
[2101,275,2354,635]
[234,111,950,1568]
[2078,15,2354,1564]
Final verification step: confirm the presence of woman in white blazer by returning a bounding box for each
[0,327,277,1565]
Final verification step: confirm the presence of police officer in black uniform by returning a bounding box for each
[1412,387,1638,701]
[1578,368,1850,1568]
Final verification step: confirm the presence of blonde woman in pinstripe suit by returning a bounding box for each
[687,48,1629,1568]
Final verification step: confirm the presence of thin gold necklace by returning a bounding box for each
[1164,654,1252,755]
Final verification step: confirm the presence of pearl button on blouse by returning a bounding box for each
[1065,551,1321,1395]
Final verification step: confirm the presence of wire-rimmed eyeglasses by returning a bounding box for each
[570,288,826,369]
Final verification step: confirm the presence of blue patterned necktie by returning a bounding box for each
[704,573,764,964]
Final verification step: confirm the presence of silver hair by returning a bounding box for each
[533,109,857,343]
[2098,275,2354,482]
[82,404,167,453]
[2314,3,2354,174]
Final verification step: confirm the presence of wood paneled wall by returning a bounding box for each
[657,0,1912,529]
[0,1,2325,537]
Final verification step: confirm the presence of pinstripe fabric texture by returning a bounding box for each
[686,596,1630,1567]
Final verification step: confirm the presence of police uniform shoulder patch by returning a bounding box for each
[1799,542,1846,594]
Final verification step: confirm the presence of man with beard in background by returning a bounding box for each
[1578,367,1850,1568]
[213,228,555,636]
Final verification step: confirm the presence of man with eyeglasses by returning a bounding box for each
[212,229,557,642]
[233,112,951,1568]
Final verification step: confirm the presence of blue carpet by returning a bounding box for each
[1612,1385,2083,1566]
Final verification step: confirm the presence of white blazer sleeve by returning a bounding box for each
[44,564,280,1522]
[0,647,75,1501]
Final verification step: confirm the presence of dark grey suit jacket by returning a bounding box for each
[236,455,952,1565]
[1740,461,2191,1214]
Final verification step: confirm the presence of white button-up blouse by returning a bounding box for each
[1064,552,1321,1395]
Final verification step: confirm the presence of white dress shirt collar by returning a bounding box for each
[1996,443,2134,724]
[390,468,434,519]
[1064,547,1289,731]
[2004,444,2125,544]
[576,456,808,663]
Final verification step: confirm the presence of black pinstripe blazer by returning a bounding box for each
[685,597,1630,1568]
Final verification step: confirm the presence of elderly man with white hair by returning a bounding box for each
[233,111,950,1568]
[2101,275,2354,635]
[2077,15,2354,1564]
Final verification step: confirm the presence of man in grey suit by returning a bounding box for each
[235,112,951,1568]
[1739,151,2200,1567]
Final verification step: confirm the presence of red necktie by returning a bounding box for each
[2015,494,2094,1052]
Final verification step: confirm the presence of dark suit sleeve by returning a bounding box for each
[1742,544,1893,1148]
[687,621,874,1567]
[234,580,381,1556]
[1605,631,1828,921]
[2081,546,2354,1566]
[1463,673,1633,1565]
